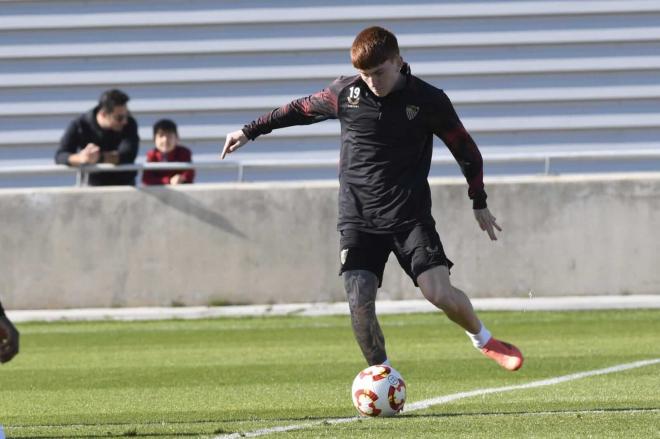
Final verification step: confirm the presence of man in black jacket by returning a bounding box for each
[0,301,19,364]
[221,27,523,372]
[55,89,139,186]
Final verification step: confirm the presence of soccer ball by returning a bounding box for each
[351,364,406,417]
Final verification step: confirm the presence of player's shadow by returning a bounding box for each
[138,186,246,239]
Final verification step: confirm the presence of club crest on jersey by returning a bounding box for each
[405,105,419,120]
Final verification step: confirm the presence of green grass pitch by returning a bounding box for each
[1,310,658,438]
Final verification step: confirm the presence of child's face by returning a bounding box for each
[154,129,178,153]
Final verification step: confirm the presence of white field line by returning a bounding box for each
[445,408,660,417]
[214,358,660,439]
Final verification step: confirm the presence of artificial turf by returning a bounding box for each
[1,310,658,438]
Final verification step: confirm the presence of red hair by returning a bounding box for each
[351,26,400,70]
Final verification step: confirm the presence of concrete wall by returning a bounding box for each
[1,173,658,309]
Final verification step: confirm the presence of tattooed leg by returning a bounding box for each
[343,270,386,365]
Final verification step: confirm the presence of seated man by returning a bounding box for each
[55,89,140,186]
[142,119,195,185]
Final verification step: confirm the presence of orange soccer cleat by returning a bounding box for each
[481,338,524,371]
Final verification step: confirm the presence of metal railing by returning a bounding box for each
[0,149,658,186]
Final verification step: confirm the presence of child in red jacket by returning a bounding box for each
[142,119,195,185]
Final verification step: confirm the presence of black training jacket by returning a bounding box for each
[242,64,487,233]
[55,106,139,186]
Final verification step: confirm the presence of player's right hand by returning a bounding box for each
[221,130,248,159]
[0,314,19,364]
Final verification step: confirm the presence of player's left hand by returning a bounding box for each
[474,207,502,241]
[0,314,19,364]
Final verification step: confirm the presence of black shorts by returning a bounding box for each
[338,224,453,287]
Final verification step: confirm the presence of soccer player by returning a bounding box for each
[221,26,523,371]
[0,301,19,364]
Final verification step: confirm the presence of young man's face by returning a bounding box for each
[154,129,178,154]
[357,55,404,97]
[99,105,129,132]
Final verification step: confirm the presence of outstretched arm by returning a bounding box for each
[221,78,344,159]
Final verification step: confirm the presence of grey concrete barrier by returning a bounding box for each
[1,173,658,309]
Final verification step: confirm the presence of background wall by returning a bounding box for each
[1,174,658,309]
[1,0,660,186]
